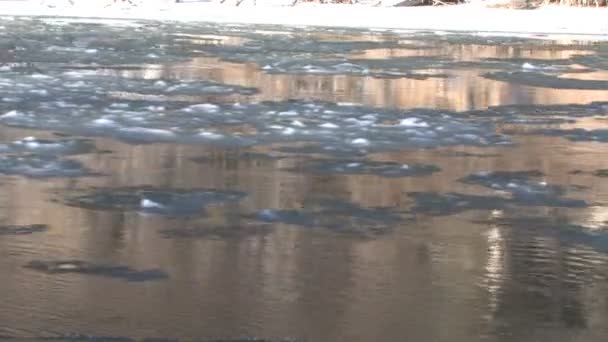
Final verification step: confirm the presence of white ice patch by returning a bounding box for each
[92,117,118,126]
[30,74,53,80]
[292,120,306,127]
[278,110,298,117]
[120,127,175,137]
[140,198,165,209]
[282,127,296,135]
[29,89,49,96]
[184,103,220,113]
[351,138,370,146]
[319,122,339,129]
[522,62,537,70]
[399,117,430,128]
[0,110,21,119]
[198,131,224,139]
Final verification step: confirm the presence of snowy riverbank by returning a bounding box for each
[0,1,607,39]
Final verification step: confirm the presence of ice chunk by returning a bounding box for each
[140,198,164,209]
[399,118,430,128]
[320,122,339,129]
[351,138,370,146]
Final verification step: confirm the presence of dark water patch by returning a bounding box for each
[159,224,272,240]
[570,169,608,178]
[61,187,246,216]
[407,192,510,216]
[259,56,451,78]
[21,335,184,342]
[469,102,608,119]
[571,54,608,70]
[251,199,404,237]
[275,144,368,157]
[190,151,284,165]
[534,128,608,143]
[476,216,608,254]
[595,169,608,177]
[24,260,168,282]
[36,335,135,342]
[474,57,584,71]
[0,155,95,178]
[436,150,500,158]
[0,224,48,236]
[460,170,587,208]
[483,71,608,90]
[292,159,440,178]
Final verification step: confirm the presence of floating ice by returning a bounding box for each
[294,159,440,178]
[62,187,246,216]
[0,224,48,236]
[484,71,608,90]
[319,122,339,129]
[1,137,96,155]
[24,260,168,282]
[460,170,587,208]
[533,128,608,143]
[351,138,370,146]
[408,192,511,216]
[251,199,405,236]
[399,117,430,127]
[159,224,272,240]
[0,155,94,178]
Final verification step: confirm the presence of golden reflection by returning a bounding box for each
[150,44,608,111]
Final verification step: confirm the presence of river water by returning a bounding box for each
[1,16,608,341]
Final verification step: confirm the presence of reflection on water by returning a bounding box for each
[1,17,608,341]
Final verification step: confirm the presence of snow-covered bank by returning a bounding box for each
[0,2,607,39]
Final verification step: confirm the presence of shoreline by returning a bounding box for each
[0,2,608,39]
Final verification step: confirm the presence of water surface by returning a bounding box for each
[1,16,608,341]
